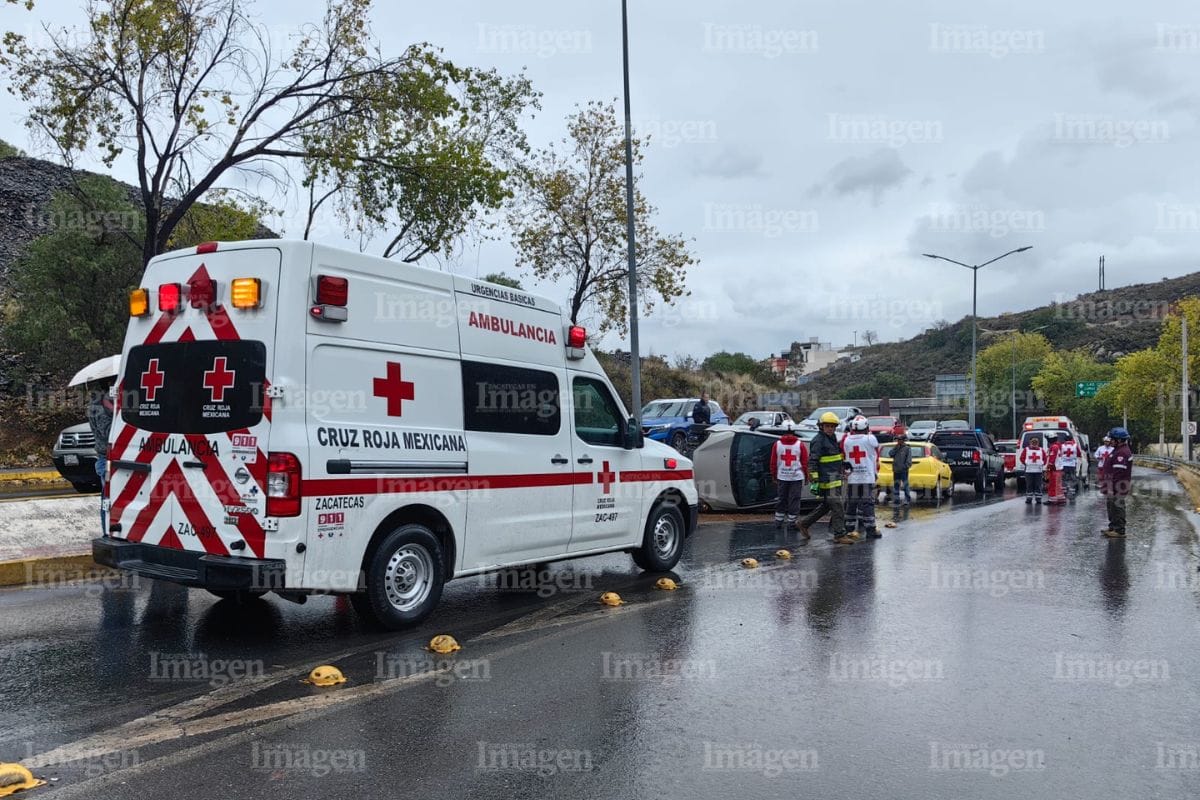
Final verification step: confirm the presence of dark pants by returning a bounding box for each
[1061,466,1076,498]
[1106,494,1127,533]
[892,472,911,505]
[800,484,846,536]
[775,480,803,524]
[845,483,877,533]
[1025,471,1044,500]
[96,455,108,536]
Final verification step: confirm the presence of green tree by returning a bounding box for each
[1031,349,1116,434]
[0,138,24,158]
[1102,348,1174,443]
[506,101,696,336]
[167,191,269,249]
[701,351,772,382]
[2,0,537,265]
[975,331,1052,432]
[837,371,912,400]
[0,175,143,381]
[481,272,523,290]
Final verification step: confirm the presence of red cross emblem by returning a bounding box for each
[140,358,165,402]
[779,449,797,467]
[202,356,237,403]
[373,361,415,417]
[597,461,616,495]
[848,446,867,464]
[1028,450,1042,463]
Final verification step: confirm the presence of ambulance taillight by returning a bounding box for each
[266,452,302,517]
[158,283,182,313]
[188,275,216,308]
[566,325,587,360]
[231,278,262,309]
[664,457,678,469]
[311,275,348,322]
[129,288,150,317]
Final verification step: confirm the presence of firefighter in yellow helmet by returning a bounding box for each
[798,412,851,543]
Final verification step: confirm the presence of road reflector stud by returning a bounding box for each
[303,665,347,687]
[885,522,897,528]
[427,635,461,654]
[775,549,792,560]
[0,763,44,796]
[599,592,625,606]
[654,578,678,591]
[741,558,759,569]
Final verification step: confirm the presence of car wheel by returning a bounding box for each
[208,589,268,603]
[352,524,445,630]
[632,502,686,572]
[669,430,687,452]
[992,469,1005,493]
[974,469,986,494]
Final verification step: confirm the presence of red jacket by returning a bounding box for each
[770,434,809,481]
[1098,442,1133,496]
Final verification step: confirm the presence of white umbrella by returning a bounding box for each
[68,355,121,387]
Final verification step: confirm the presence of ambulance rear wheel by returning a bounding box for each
[632,502,685,572]
[353,525,444,630]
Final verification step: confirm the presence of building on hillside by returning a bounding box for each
[786,337,854,377]
[764,354,790,377]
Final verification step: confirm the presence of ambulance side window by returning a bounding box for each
[572,377,624,447]
[461,361,561,436]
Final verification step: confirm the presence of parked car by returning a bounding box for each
[907,420,939,441]
[867,415,900,443]
[51,422,100,492]
[937,419,970,431]
[640,397,729,451]
[797,405,861,431]
[877,441,952,501]
[731,410,793,430]
[929,430,1006,493]
[995,439,1019,478]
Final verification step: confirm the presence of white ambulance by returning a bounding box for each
[93,240,698,629]
[1016,415,1090,488]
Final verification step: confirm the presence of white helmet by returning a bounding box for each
[850,415,869,432]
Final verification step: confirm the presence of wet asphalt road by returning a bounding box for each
[3,469,1199,799]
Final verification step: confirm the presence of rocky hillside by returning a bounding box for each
[800,275,1196,401]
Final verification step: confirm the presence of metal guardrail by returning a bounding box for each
[1134,454,1200,473]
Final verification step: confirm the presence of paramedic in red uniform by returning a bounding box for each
[770,424,809,533]
[1019,436,1047,504]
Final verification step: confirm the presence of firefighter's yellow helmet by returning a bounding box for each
[819,412,840,425]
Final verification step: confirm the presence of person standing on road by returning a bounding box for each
[86,380,115,535]
[771,423,809,533]
[1095,436,1114,472]
[890,430,913,507]
[842,415,882,538]
[692,392,712,425]
[1057,435,1079,500]
[1018,435,1047,504]
[798,412,851,543]
[1100,427,1133,538]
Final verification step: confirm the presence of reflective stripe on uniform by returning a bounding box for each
[819,455,842,463]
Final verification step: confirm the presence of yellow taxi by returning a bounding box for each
[877,440,952,499]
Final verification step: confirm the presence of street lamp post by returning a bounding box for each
[923,247,1033,429]
[621,0,642,423]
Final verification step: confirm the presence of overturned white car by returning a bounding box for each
[692,426,818,511]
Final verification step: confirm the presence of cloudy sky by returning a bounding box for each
[4,0,1200,360]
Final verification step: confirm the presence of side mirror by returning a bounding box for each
[623,417,643,450]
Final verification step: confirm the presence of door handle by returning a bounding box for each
[182,460,206,469]
[551,455,569,465]
[577,456,594,465]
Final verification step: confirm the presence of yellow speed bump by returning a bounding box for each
[0,763,44,797]
[427,635,461,654]
[775,549,792,560]
[741,558,759,569]
[599,591,625,606]
[303,665,346,687]
[654,577,679,591]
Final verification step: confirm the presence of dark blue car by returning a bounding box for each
[640,397,729,452]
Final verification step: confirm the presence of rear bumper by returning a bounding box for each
[92,537,287,591]
[52,453,99,484]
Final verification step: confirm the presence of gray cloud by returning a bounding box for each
[811,148,912,205]
[691,146,764,179]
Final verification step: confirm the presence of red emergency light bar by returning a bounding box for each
[189,275,216,308]
[196,242,218,254]
[568,325,587,348]
[158,283,182,313]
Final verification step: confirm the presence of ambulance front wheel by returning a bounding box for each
[631,502,685,572]
[352,525,445,630]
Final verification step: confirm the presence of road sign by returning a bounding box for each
[1187,421,1197,437]
[1076,380,1110,398]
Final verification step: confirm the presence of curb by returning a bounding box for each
[0,469,65,484]
[0,554,114,588]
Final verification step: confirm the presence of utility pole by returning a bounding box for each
[1158,382,1165,449]
[621,0,641,422]
[1099,255,1105,291]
